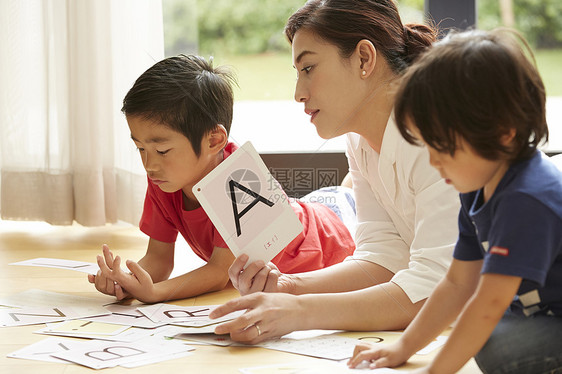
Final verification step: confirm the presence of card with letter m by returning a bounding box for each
[193,141,303,265]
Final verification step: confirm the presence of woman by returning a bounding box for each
[209,0,459,343]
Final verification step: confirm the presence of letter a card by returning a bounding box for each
[193,141,303,265]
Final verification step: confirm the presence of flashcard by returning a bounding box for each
[7,337,87,364]
[52,338,193,370]
[84,304,167,328]
[118,337,194,368]
[0,306,109,327]
[42,319,130,336]
[168,323,223,336]
[193,141,304,265]
[239,361,400,373]
[173,332,235,347]
[137,303,244,326]
[258,334,361,361]
[0,289,110,311]
[10,258,99,274]
[36,324,171,343]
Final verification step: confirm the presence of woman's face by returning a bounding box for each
[292,29,366,139]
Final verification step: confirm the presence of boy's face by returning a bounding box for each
[127,116,214,198]
[408,121,510,201]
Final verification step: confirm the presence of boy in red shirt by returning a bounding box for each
[88,55,355,303]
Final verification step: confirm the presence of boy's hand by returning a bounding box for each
[87,244,130,300]
[347,341,410,370]
[99,255,158,303]
[229,254,295,295]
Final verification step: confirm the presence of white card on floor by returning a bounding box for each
[7,337,86,364]
[85,304,166,328]
[239,361,401,373]
[0,306,109,327]
[193,141,303,265]
[10,258,99,274]
[52,339,193,369]
[42,319,130,336]
[0,289,110,311]
[137,303,244,326]
[172,332,234,346]
[259,335,361,360]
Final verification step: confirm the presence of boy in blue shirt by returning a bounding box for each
[348,29,562,373]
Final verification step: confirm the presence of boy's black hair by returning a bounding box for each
[122,55,236,156]
[395,28,548,162]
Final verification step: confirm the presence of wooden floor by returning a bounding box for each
[0,220,482,373]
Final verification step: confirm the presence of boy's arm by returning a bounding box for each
[426,272,521,373]
[348,258,482,369]
[149,245,234,301]
[137,237,176,283]
[106,244,234,303]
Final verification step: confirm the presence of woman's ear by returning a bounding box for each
[355,39,377,79]
[205,124,228,155]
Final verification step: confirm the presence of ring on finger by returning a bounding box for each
[254,324,261,336]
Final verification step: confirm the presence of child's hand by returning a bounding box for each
[87,244,130,300]
[97,254,158,303]
[347,341,409,370]
[228,254,287,295]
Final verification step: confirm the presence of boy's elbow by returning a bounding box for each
[208,272,230,293]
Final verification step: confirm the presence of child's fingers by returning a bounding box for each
[125,260,150,284]
[97,254,113,276]
[111,255,128,279]
[87,273,95,283]
[102,244,114,270]
[114,283,130,300]
[347,342,377,368]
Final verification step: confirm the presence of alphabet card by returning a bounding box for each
[51,337,193,369]
[10,258,99,274]
[0,306,109,327]
[193,141,303,265]
[137,303,244,327]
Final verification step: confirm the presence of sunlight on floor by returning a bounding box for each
[0,219,205,277]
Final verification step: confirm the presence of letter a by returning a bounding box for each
[229,180,274,236]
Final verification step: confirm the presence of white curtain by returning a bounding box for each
[0,0,164,226]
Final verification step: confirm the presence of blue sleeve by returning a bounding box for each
[453,195,483,261]
[483,193,561,286]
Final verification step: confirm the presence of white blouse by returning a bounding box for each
[346,116,460,303]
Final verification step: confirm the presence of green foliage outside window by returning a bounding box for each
[197,0,304,55]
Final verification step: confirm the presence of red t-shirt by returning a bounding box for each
[139,143,355,273]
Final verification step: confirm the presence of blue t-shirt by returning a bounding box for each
[454,150,562,316]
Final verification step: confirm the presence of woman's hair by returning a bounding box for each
[395,28,548,162]
[284,0,437,73]
[122,55,236,156]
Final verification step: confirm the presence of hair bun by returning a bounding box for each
[403,23,438,64]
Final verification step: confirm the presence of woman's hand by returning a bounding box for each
[229,254,295,295]
[209,292,304,344]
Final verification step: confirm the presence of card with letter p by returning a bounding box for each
[193,141,303,266]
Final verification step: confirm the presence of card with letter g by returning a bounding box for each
[193,141,303,265]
